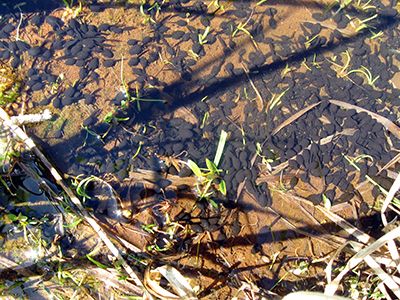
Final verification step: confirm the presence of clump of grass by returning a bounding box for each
[61,0,83,20]
[231,12,259,49]
[187,130,228,208]
[333,0,377,14]
[208,0,225,13]
[329,50,352,78]
[198,26,211,45]
[267,88,290,112]
[0,62,20,106]
[347,65,380,86]
[353,13,378,32]
[137,0,166,24]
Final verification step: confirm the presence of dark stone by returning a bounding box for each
[102,49,114,58]
[98,23,110,31]
[31,14,44,27]
[79,68,89,80]
[41,50,53,60]
[31,82,45,91]
[171,30,185,39]
[192,43,202,54]
[16,41,30,51]
[176,20,187,26]
[88,57,99,70]
[103,59,116,67]
[28,46,43,57]
[380,7,398,17]
[129,45,142,55]
[53,98,62,109]
[84,94,95,105]
[269,18,277,29]
[83,116,97,127]
[109,25,123,34]
[90,4,104,12]
[142,36,152,44]
[128,57,139,66]
[45,16,63,29]
[2,23,15,33]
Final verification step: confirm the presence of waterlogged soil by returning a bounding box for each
[1,0,400,298]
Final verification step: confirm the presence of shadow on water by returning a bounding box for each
[82,0,332,15]
[0,187,384,298]
[0,155,386,297]
[31,9,400,172]
[152,15,398,119]
[0,0,63,15]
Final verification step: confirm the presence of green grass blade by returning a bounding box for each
[206,158,218,174]
[63,217,83,228]
[208,199,219,209]
[187,159,203,178]
[214,130,227,167]
[219,180,227,196]
[86,255,109,269]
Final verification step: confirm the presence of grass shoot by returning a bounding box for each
[347,65,380,86]
[198,26,211,45]
[187,130,228,207]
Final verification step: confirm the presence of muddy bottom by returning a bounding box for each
[0,0,399,298]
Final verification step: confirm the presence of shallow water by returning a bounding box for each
[0,0,399,297]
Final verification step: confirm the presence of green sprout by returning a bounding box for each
[132,141,144,159]
[332,0,376,14]
[354,14,378,32]
[344,155,400,209]
[346,65,380,86]
[187,130,228,208]
[141,223,157,234]
[333,0,352,14]
[188,49,200,60]
[369,30,383,40]
[103,112,129,124]
[208,0,225,13]
[200,111,209,129]
[232,19,252,39]
[61,0,75,8]
[86,255,110,269]
[63,216,83,228]
[256,0,269,5]
[147,243,169,252]
[0,83,20,106]
[304,34,320,49]
[322,193,332,210]
[231,12,259,49]
[198,26,211,45]
[291,260,310,276]
[8,212,31,242]
[353,0,377,12]
[0,62,20,106]
[256,142,277,172]
[61,0,83,18]
[268,88,289,111]
[7,213,47,245]
[326,0,341,13]
[81,125,104,147]
[329,50,352,78]
[119,57,165,111]
[138,0,166,24]
[72,174,98,201]
[139,2,155,24]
